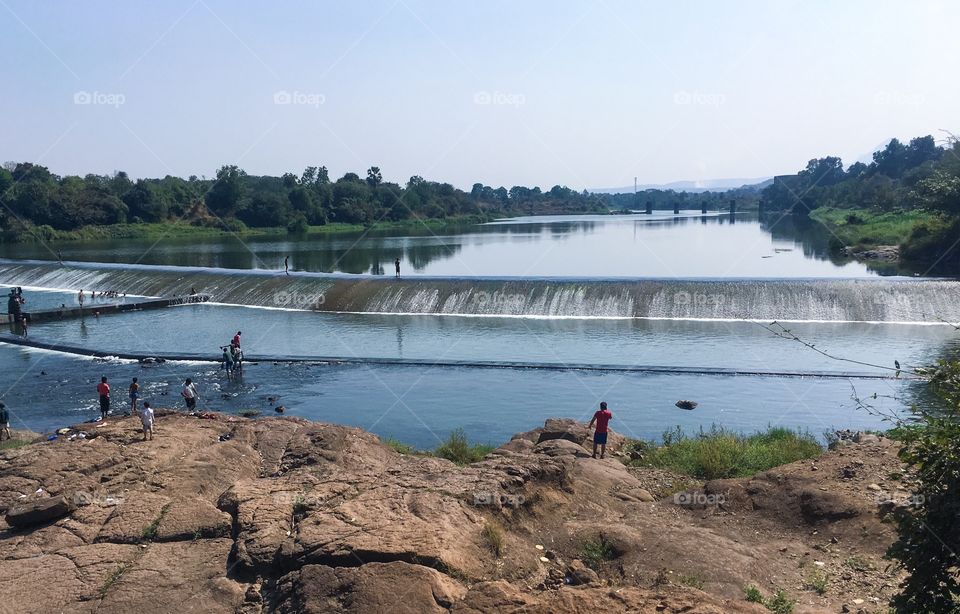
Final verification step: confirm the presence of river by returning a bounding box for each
[0,212,951,447]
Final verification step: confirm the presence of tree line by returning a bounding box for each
[762,134,959,214]
[0,163,612,238]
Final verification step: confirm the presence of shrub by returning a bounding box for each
[636,426,822,480]
[481,521,504,558]
[434,428,493,466]
[580,534,617,570]
[383,438,414,455]
[887,358,960,613]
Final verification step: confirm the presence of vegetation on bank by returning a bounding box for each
[624,425,823,480]
[0,161,611,243]
[4,214,497,244]
[762,132,960,271]
[0,159,775,244]
[383,428,494,466]
[809,207,938,249]
[884,359,960,613]
[0,438,32,451]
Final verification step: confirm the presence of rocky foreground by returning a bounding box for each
[0,414,907,613]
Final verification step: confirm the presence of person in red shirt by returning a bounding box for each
[96,376,110,419]
[588,401,613,459]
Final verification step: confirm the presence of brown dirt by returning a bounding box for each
[0,414,906,613]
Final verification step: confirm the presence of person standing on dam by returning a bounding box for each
[78,289,85,309]
[395,257,401,278]
[284,256,289,276]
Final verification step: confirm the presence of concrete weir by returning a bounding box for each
[12,294,210,323]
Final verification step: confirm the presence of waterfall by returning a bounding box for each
[0,260,957,322]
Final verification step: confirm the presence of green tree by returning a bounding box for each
[888,360,960,612]
[205,165,247,217]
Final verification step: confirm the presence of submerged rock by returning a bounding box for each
[675,400,698,410]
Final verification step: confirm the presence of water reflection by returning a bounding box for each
[0,213,906,278]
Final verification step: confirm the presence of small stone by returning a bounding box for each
[867,484,882,491]
[813,561,825,567]
[539,556,550,563]
[852,598,865,605]
[565,559,599,586]
[535,544,544,550]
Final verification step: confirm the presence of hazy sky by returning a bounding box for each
[1,0,957,190]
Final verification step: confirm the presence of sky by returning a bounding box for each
[1,0,957,190]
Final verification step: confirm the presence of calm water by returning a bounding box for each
[0,213,901,278]
[0,214,947,445]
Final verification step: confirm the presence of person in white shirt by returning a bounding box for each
[140,402,155,441]
[181,378,199,411]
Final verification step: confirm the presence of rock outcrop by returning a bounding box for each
[0,413,905,613]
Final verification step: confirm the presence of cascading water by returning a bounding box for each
[0,260,958,322]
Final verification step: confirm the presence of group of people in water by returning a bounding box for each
[76,289,125,306]
[220,330,243,377]
[6,287,27,332]
[95,375,202,441]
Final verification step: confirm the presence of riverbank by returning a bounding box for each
[1,214,498,244]
[0,413,907,613]
[809,207,960,272]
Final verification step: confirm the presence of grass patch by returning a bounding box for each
[99,563,129,599]
[805,569,829,595]
[292,495,309,517]
[434,428,494,466]
[0,439,32,451]
[383,438,415,455]
[844,556,874,572]
[630,425,822,480]
[766,589,796,614]
[810,207,935,248]
[745,585,764,603]
[580,534,617,570]
[744,585,795,613]
[141,502,172,541]
[481,521,505,558]
[678,573,704,589]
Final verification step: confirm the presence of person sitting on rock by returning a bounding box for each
[588,401,613,459]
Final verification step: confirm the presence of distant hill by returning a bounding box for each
[591,176,772,194]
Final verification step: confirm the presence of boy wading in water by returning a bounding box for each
[588,401,613,459]
[129,377,140,413]
[140,401,154,441]
[182,378,198,411]
[97,376,110,419]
